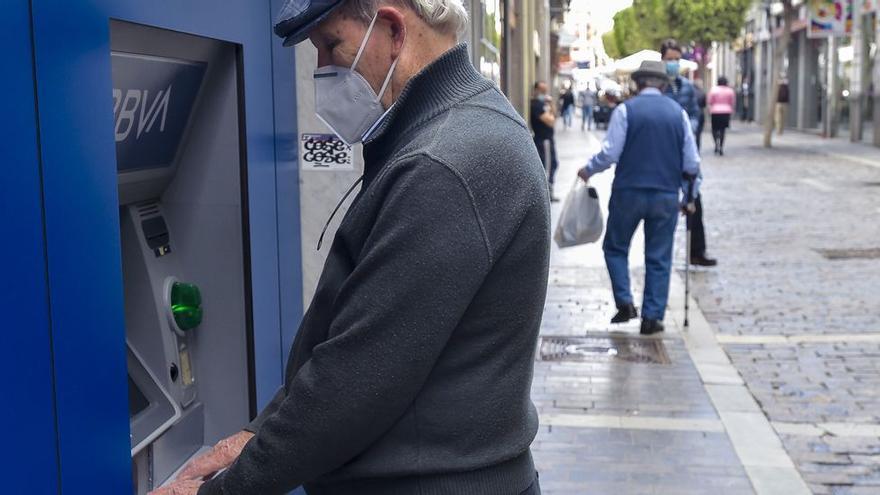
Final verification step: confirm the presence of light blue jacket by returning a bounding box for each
[582,88,701,199]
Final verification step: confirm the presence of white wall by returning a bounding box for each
[295,43,365,307]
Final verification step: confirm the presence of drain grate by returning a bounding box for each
[538,336,672,365]
[815,248,880,260]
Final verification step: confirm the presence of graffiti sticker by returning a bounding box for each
[300,133,353,171]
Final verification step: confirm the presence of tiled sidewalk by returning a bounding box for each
[529,124,808,494]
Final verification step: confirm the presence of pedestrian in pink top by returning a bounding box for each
[708,76,736,156]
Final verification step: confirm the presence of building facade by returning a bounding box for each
[719,0,880,145]
[295,0,562,307]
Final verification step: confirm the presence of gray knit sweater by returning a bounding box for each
[200,44,551,495]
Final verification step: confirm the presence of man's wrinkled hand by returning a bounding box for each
[176,430,254,482]
[577,168,590,183]
[147,479,203,495]
[681,202,696,215]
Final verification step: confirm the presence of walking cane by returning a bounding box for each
[683,173,697,329]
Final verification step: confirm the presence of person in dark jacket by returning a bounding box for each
[776,77,790,135]
[693,79,707,151]
[154,0,551,494]
[661,39,717,267]
[560,86,575,129]
[661,41,700,132]
[531,81,560,201]
[577,61,701,335]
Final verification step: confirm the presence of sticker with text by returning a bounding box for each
[300,133,353,171]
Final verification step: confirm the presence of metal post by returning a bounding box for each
[767,4,775,124]
[797,30,808,129]
[874,10,880,146]
[826,36,840,137]
[851,0,865,141]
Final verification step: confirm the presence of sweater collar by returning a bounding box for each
[363,44,493,164]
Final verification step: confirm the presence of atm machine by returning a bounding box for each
[13,1,302,493]
[111,21,255,492]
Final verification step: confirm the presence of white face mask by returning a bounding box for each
[314,14,401,145]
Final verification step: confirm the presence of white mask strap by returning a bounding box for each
[351,12,401,99]
[377,56,399,99]
[351,13,379,71]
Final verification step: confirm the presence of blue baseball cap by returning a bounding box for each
[275,0,347,46]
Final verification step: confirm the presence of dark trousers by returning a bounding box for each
[711,126,727,150]
[695,116,705,151]
[686,195,707,258]
[534,137,559,187]
[711,113,730,152]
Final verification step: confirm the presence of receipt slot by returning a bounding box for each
[111,21,255,493]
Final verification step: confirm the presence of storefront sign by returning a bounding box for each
[808,0,852,37]
[808,0,846,37]
[805,0,875,37]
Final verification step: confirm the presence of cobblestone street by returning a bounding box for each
[687,125,880,494]
[530,121,880,494]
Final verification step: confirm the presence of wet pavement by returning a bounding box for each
[530,120,880,494]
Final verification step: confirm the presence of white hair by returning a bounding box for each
[344,0,470,39]
[636,76,668,90]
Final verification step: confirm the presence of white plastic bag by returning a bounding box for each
[554,181,604,248]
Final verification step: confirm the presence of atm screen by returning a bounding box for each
[111,52,206,172]
[128,376,151,418]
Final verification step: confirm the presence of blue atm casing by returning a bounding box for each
[3,0,305,492]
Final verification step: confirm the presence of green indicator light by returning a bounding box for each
[170,282,202,331]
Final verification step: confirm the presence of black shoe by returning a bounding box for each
[550,195,561,203]
[611,303,638,324]
[640,319,665,335]
[690,255,718,267]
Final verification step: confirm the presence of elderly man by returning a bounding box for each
[578,60,701,335]
[152,0,550,494]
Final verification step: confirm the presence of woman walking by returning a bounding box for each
[707,76,736,155]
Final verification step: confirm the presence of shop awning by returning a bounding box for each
[609,50,699,76]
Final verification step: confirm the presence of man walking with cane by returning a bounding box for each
[578,60,700,335]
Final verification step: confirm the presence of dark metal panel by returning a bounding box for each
[29,0,292,491]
